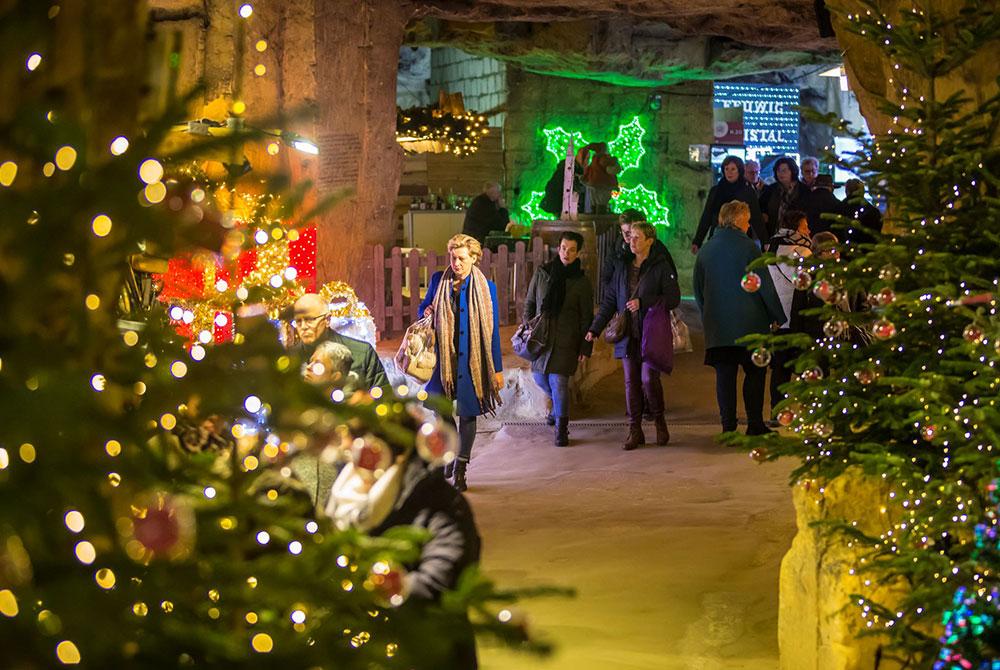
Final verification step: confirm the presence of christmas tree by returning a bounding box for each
[732,0,1000,665]
[0,3,557,667]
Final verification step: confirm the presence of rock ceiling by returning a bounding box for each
[407,0,841,86]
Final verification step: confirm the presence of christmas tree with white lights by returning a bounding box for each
[733,0,1000,665]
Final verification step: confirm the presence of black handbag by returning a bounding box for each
[512,313,549,361]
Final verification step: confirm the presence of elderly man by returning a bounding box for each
[800,156,820,191]
[292,293,389,391]
[461,181,510,245]
[745,159,765,195]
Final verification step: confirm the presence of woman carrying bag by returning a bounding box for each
[521,231,594,447]
[588,222,681,450]
[419,234,503,492]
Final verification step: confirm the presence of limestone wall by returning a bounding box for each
[780,470,906,670]
[429,48,508,127]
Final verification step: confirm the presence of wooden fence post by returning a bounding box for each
[495,245,510,325]
[406,249,421,324]
[389,247,403,337]
[371,244,386,337]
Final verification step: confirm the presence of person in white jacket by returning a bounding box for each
[765,209,812,415]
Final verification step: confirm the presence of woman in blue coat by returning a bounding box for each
[693,200,786,435]
[419,234,503,491]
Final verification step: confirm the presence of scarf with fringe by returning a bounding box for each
[431,266,500,415]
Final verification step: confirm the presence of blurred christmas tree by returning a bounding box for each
[0,2,557,667]
[732,0,1000,665]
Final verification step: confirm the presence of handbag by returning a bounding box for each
[603,283,640,345]
[641,302,674,374]
[394,315,436,383]
[512,313,549,361]
[671,310,693,353]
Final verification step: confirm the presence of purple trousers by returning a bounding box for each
[622,354,664,424]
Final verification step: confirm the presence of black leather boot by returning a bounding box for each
[654,415,670,446]
[452,459,468,492]
[555,418,569,447]
[623,424,645,450]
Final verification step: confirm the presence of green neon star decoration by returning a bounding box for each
[523,114,670,228]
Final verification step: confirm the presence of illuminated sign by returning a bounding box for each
[712,82,799,159]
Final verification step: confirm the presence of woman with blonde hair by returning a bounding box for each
[419,234,503,491]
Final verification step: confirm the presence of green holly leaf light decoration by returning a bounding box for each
[606,116,646,172]
[525,115,668,227]
[611,184,670,225]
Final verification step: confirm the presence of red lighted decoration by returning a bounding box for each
[156,225,317,343]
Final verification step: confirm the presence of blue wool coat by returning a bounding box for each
[419,272,504,417]
[693,227,786,349]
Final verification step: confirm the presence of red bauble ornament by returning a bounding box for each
[740,272,761,293]
[921,424,937,441]
[415,420,458,467]
[873,317,897,340]
[777,409,796,427]
[963,324,984,344]
[133,501,181,554]
[876,287,896,307]
[792,271,812,291]
[352,436,392,473]
[369,561,407,607]
[813,280,835,303]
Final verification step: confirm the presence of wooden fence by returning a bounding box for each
[360,238,549,339]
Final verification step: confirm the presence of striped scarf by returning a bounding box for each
[430,266,500,415]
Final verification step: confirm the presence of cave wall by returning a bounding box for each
[503,70,713,294]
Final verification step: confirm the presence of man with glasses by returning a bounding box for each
[292,293,389,392]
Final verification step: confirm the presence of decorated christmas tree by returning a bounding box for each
[0,4,556,667]
[733,0,1000,665]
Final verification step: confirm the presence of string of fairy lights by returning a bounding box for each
[734,3,1000,666]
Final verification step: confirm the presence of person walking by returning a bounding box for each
[588,222,681,450]
[522,231,594,446]
[691,155,767,253]
[419,234,503,492]
[694,201,786,435]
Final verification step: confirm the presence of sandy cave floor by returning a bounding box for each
[453,329,796,670]
[377,309,797,669]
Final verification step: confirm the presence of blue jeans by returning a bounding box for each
[532,372,570,418]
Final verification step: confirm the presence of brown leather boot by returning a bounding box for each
[654,415,670,446]
[623,424,644,451]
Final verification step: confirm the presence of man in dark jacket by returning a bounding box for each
[292,293,389,391]
[523,231,594,446]
[462,182,509,245]
[803,173,842,235]
[840,178,883,252]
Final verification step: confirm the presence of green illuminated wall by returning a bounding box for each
[502,71,714,293]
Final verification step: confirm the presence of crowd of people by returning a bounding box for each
[269,156,882,669]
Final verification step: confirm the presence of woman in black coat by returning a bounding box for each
[588,222,681,450]
[691,156,767,253]
[759,156,810,239]
[522,231,594,446]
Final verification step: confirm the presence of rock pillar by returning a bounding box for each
[313,0,410,291]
